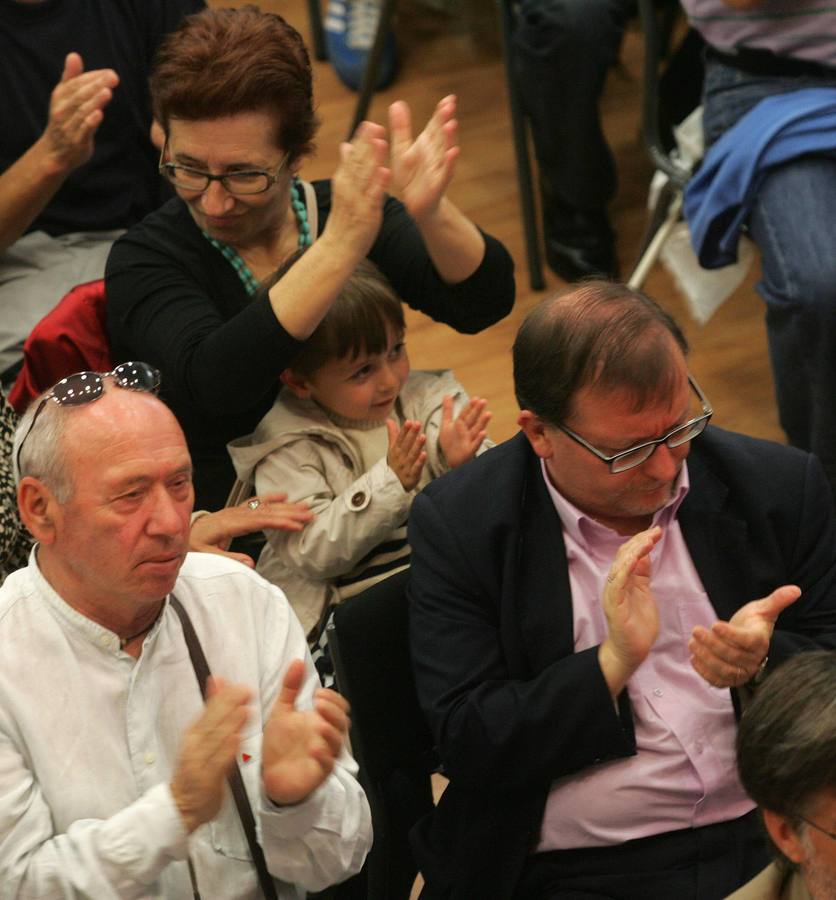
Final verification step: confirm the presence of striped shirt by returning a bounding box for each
[682,0,836,65]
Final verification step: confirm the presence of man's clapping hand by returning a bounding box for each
[171,678,252,834]
[41,53,119,175]
[689,585,801,688]
[262,659,350,806]
[598,526,662,698]
[170,661,350,832]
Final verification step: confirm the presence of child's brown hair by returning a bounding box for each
[264,251,406,377]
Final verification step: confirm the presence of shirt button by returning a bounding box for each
[144,752,156,765]
[653,688,663,697]
[695,741,704,754]
[350,491,366,508]
[99,634,110,647]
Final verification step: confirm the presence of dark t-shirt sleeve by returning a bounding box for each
[136,0,206,63]
[0,0,207,235]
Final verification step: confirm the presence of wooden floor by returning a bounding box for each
[245,0,783,448]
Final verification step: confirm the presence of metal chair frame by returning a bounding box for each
[628,0,696,289]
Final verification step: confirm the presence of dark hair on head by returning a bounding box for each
[262,254,405,376]
[150,5,319,163]
[736,650,836,864]
[512,280,689,425]
[739,650,836,811]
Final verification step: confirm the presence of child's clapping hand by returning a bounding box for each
[439,396,491,469]
[387,419,427,491]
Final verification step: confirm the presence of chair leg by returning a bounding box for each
[634,177,676,260]
[495,0,545,292]
[308,0,328,61]
[627,185,683,290]
[347,0,399,139]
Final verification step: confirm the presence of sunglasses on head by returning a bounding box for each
[15,362,161,479]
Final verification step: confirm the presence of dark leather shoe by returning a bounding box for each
[543,210,619,282]
[545,238,619,282]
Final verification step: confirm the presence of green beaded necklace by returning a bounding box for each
[202,175,313,297]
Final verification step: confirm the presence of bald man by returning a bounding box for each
[0,366,370,897]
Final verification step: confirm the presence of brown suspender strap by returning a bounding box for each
[170,594,280,900]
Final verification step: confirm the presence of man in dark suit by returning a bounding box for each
[408,281,836,899]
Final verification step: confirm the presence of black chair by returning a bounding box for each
[327,568,438,900]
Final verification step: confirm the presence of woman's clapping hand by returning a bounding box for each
[327,120,391,261]
[388,94,459,223]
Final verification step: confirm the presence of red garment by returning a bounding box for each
[9,279,111,414]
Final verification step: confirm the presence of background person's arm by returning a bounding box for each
[188,493,313,568]
[254,439,413,584]
[0,54,117,253]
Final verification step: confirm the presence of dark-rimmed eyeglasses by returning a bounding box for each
[799,814,836,842]
[15,362,161,479]
[158,138,288,196]
[558,375,713,474]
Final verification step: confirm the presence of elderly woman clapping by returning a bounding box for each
[106,5,514,509]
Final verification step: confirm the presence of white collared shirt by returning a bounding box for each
[0,550,371,898]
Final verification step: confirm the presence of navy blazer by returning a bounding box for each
[408,427,836,899]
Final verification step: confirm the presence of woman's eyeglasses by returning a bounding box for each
[158,138,289,196]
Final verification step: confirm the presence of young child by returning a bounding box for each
[229,259,492,658]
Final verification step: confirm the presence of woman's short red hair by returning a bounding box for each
[150,5,319,163]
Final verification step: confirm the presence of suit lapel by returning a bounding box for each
[679,446,753,620]
[514,446,576,674]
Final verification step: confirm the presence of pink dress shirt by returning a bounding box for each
[537,461,754,850]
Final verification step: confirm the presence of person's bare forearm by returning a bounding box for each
[268,230,366,339]
[270,122,390,339]
[414,197,485,284]
[0,139,70,253]
[387,95,485,284]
